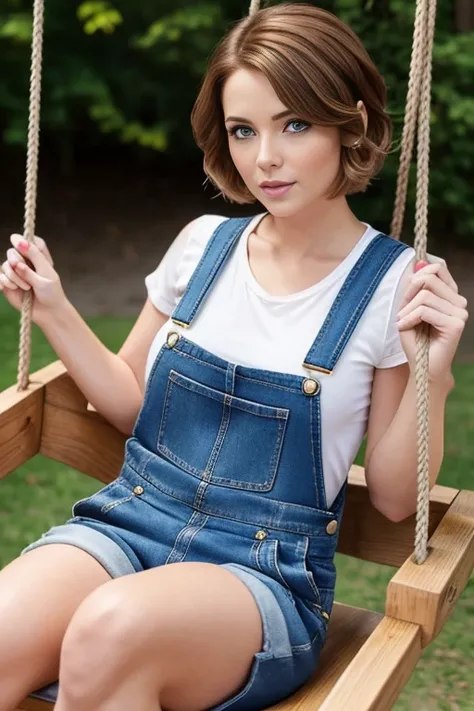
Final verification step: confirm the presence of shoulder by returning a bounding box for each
[363,228,416,294]
[176,213,228,273]
[181,213,228,251]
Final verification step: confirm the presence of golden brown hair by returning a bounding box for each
[191,3,392,203]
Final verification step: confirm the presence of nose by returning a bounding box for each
[256,134,283,171]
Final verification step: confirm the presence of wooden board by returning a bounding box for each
[316,616,421,710]
[0,375,43,479]
[339,466,458,567]
[387,488,474,646]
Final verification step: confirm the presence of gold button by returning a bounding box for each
[167,331,179,348]
[133,486,144,496]
[302,378,320,396]
[326,520,338,535]
[255,530,268,541]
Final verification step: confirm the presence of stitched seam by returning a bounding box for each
[173,343,303,392]
[173,218,235,321]
[179,515,209,561]
[127,457,337,521]
[173,348,227,374]
[314,398,327,511]
[166,510,201,564]
[237,374,301,393]
[156,377,174,454]
[157,445,202,477]
[306,238,406,367]
[309,398,320,510]
[169,370,289,419]
[271,540,293,594]
[72,480,119,516]
[329,247,405,364]
[206,397,232,477]
[101,494,134,513]
[307,236,384,349]
[187,219,249,321]
[302,536,322,606]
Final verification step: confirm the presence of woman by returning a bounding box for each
[0,4,468,711]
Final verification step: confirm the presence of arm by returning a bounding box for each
[364,364,453,522]
[364,259,467,522]
[1,219,199,434]
[38,298,169,435]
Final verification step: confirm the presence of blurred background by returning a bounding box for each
[1,1,473,709]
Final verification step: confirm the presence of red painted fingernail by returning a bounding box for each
[415,260,429,272]
[19,240,30,252]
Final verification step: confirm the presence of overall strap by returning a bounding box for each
[303,235,410,375]
[171,216,253,328]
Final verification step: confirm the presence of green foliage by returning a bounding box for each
[77,2,123,35]
[0,0,472,241]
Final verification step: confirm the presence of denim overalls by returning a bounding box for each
[25,216,409,709]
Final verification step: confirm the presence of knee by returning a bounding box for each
[59,587,138,699]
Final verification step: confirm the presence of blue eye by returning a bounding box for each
[228,119,310,141]
[287,120,309,133]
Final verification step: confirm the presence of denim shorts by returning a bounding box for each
[22,521,323,710]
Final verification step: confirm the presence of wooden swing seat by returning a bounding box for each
[1,360,474,711]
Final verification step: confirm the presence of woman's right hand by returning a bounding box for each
[0,234,68,325]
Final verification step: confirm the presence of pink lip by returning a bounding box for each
[261,182,295,197]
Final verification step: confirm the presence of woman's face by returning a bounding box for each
[222,68,342,216]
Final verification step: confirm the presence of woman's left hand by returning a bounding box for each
[396,260,469,381]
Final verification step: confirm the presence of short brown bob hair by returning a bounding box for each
[191,3,392,203]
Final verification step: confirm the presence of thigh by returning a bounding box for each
[80,561,264,711]
[0,544,112,692]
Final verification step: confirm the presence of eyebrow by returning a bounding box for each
[224,109,293,124]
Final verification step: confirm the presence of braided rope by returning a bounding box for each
[248,0,261,17]
[412,0,437,564]
[391,0,429,241]
[392,0,437,564]
[17,0,45,391]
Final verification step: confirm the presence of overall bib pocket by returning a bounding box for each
[157,369,289,491]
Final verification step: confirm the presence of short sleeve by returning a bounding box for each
[375,252,415,369]
[376,250,442,368]
[145,214,227,316]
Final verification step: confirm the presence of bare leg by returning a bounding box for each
[53,562,263,711]
[0,544,112,711]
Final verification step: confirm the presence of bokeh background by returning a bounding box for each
[1,1,473,709]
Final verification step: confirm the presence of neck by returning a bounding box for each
[259,197,366,260]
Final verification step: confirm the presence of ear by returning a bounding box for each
[340,100,368,148]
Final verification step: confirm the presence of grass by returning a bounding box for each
[1,298,473,710]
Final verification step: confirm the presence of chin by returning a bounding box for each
[256,196,299,215]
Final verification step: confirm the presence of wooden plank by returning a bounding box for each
[339,466,458,567]
[0,374,44,479]
[386,489,474,646]
[316,617,421,711]
[40,402,126,483]
[268,603,383,710]
[39,364,126,483]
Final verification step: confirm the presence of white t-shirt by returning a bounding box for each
[145,212,416,507]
